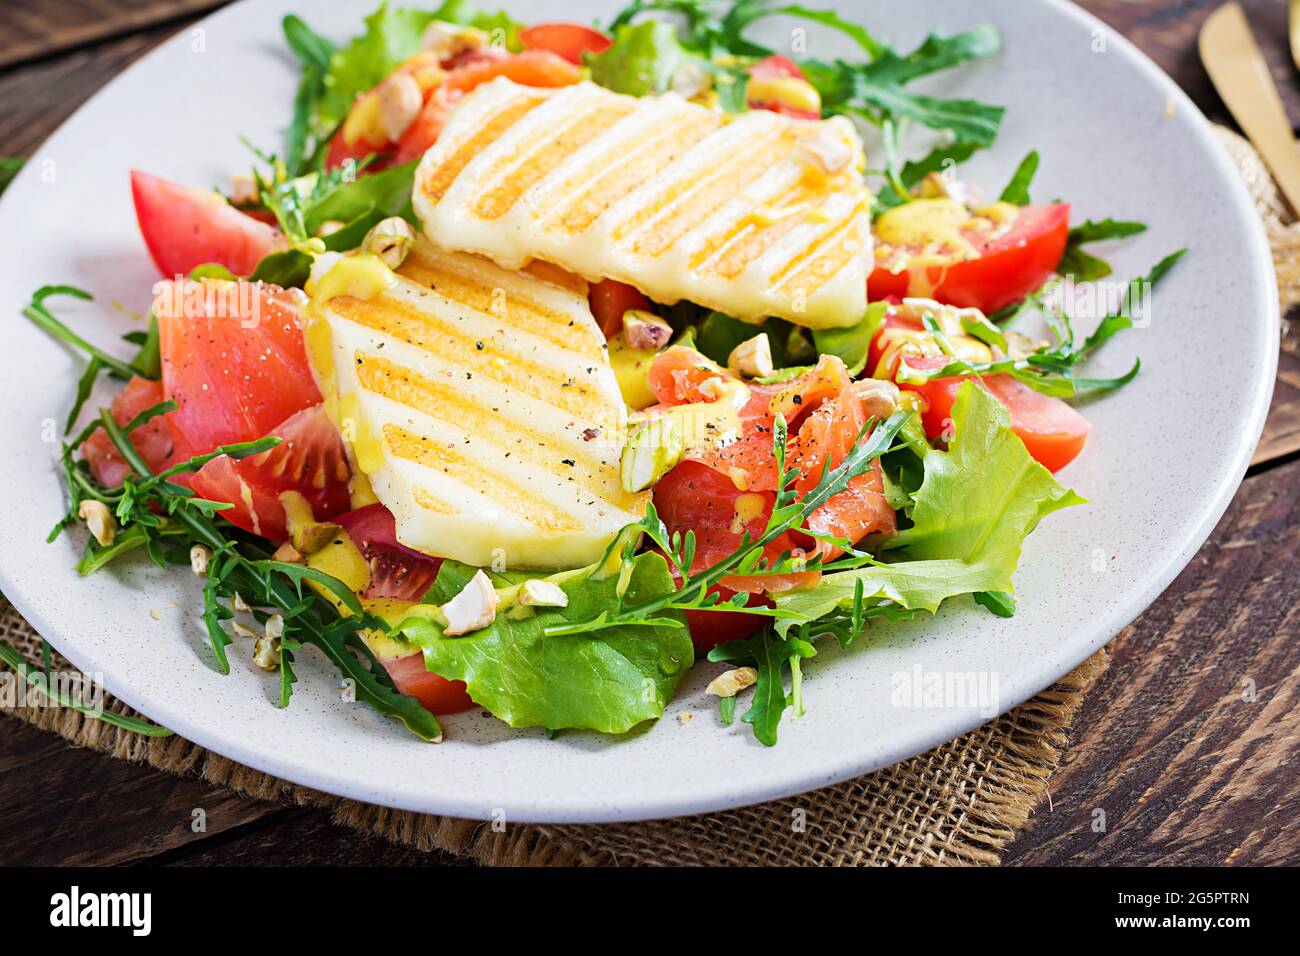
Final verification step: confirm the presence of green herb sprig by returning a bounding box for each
[544,408,911,637]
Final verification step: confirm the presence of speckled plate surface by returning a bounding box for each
[0,0,1277,822]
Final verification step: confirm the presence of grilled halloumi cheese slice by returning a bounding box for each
[413,78,874,330]
[305,240,648,570]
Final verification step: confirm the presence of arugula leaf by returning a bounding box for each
[1058,217,1149,282]
[707,627,815,745]
[811,25,1004,145]
[873,140,980,211]
[588,20,691,96]
[401,553,693,734]
[999,150,1039,205]
[0,156,23,195]
[23,286,143,381]
[282,14,336,174]
[1079,249,1185,356]
[0,640,172,737]
[775,383,1083,631]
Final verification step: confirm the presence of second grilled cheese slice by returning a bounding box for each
[307,240,648,570]
[413,78,874,329]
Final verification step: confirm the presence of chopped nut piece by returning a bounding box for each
[362,216,417,270]
[728,333,774,379]
[795,124,853,175]
[290,522,342,556]
[252,634,280,671]
[376,71,423,142]
[230,173,259,206]
[678,711,695,724]
[850,378,900,420]
[190,544,210,575]
[273,541,305,564]
[421,20,490,60]
[442,570,498,636]
[621,415,684,493]
[706,666,758,698]
[78,500,116,547]
[670,62,711,99]
[232,593,252,613]
[622,309,673,351]
[231,621,257,639]
[519,579,569,608]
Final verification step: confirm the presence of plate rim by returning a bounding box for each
[0,0,1280,822]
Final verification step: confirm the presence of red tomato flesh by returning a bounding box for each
[189,405,350,540]
[589,279,652,339]
[519,23,612,64]
[333,503,470,715]
[389,51,582,166]
[335,504,442,602]
[131,170,280,279]
[83,375,175,488]
[899,356,1091,473]
[381,652,475,715]
[869,203,1070,314]
[155,280,319,462]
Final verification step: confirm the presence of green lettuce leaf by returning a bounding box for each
[588,20,691,96]
[400,551,694,734]
[774,382,1084,632]
[317,3,438,138]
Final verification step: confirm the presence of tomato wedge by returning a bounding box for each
[83,375,175,488]
[649,352,896,618]
[189,405,350,540]
[333,504,471,715]
[381,652,475,715]
[389,50,582,165]
[335,504,441,601]
[870,203,1070,314]
[747,55,821,120]
[156,279,319,461]
[899,356,1091,473]
[519,23,611,64]
[589,279,652,339]
[131,170,280,278]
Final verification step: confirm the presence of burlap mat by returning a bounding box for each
[0,126,1287,867]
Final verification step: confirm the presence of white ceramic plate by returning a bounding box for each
[0,0,1276,823]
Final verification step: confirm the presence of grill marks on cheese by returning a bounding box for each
[311,239,646,569]
[414,79,874,328]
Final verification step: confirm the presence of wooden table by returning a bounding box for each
[0,0,1296,867]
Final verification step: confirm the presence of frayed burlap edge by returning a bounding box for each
[0,594,1106,867]
[1214,125,1300,311]
[0,123,1287,866]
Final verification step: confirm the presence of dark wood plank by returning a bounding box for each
[0,23,188,160]
[1004,455,1300,865]
[1254,313,1300,464]
[1077,0,1300,130]
[157,809,477,867]
[0,0,1296,869]
[0,716,283,866]
[0,0,225,70]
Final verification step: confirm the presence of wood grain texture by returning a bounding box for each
[0,0,225,70]
[1254,316,1300,464]
[1080,0,1300,129]
[1004,455,1300,865]
[0,716,282,866]
[0,0,1296,868]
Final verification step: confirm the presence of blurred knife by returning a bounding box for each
[1200,1,1300,213]
[1292,0,1300,71]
